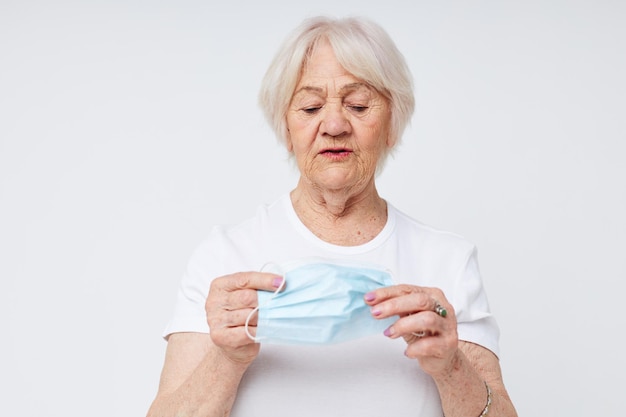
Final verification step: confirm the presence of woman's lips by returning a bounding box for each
[320,148,352,154]
[320,148,352,160]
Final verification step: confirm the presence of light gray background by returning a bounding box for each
[1,1,624,416]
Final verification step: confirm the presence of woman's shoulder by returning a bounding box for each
[188,195,292,272]
[388,203,476,254]
[204,193,291,242]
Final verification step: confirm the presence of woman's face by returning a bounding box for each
[286,39,392,195]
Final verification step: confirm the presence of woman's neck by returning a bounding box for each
[290,180,388,246]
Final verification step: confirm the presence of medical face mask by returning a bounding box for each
[245,259,398,345]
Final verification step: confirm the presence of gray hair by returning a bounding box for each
[258,16,415,165]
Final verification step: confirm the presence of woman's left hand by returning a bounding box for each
[365,285,459,377]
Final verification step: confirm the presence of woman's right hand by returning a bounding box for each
[205,271,284,365]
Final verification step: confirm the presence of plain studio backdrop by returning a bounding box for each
[1,1,624,416]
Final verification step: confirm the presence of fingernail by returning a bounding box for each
[364,292,375,301]
[272,277,284,288]
[371,308,382,317]
[384,327,394,337]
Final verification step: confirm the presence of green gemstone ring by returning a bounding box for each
[435,302,447,318]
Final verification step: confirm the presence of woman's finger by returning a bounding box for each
[212,271,284,293]
[368,286,452,320]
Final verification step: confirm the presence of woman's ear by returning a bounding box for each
[383,107,396,149]
[385,134,397,149]
[285,128,294,152]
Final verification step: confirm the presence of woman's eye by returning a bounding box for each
[302,107,321,114]
[349,105,369,113]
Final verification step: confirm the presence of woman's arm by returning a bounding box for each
[366,285,517,417]
[146,333,249,417]
[147,271,283,417]
[433,341,517,417]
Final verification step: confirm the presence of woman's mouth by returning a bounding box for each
[320,148,352,157]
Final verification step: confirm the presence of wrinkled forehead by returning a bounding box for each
[291,83,379,104]
[297,38,384,98]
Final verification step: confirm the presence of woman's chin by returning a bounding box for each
[309,171,371,194]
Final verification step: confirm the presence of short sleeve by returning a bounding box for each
[162,235,221,339]
[453,246,500,357]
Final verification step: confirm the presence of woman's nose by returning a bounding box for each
[320,103,351,137]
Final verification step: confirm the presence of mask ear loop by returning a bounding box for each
[244,262,286,342]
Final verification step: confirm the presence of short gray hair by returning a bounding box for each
[258,16,415,164]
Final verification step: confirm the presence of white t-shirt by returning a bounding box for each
[164,194,500,417]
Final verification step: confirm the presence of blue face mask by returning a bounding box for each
[245,260,397,345]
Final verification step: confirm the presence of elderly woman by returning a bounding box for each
[147,16,517,417]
